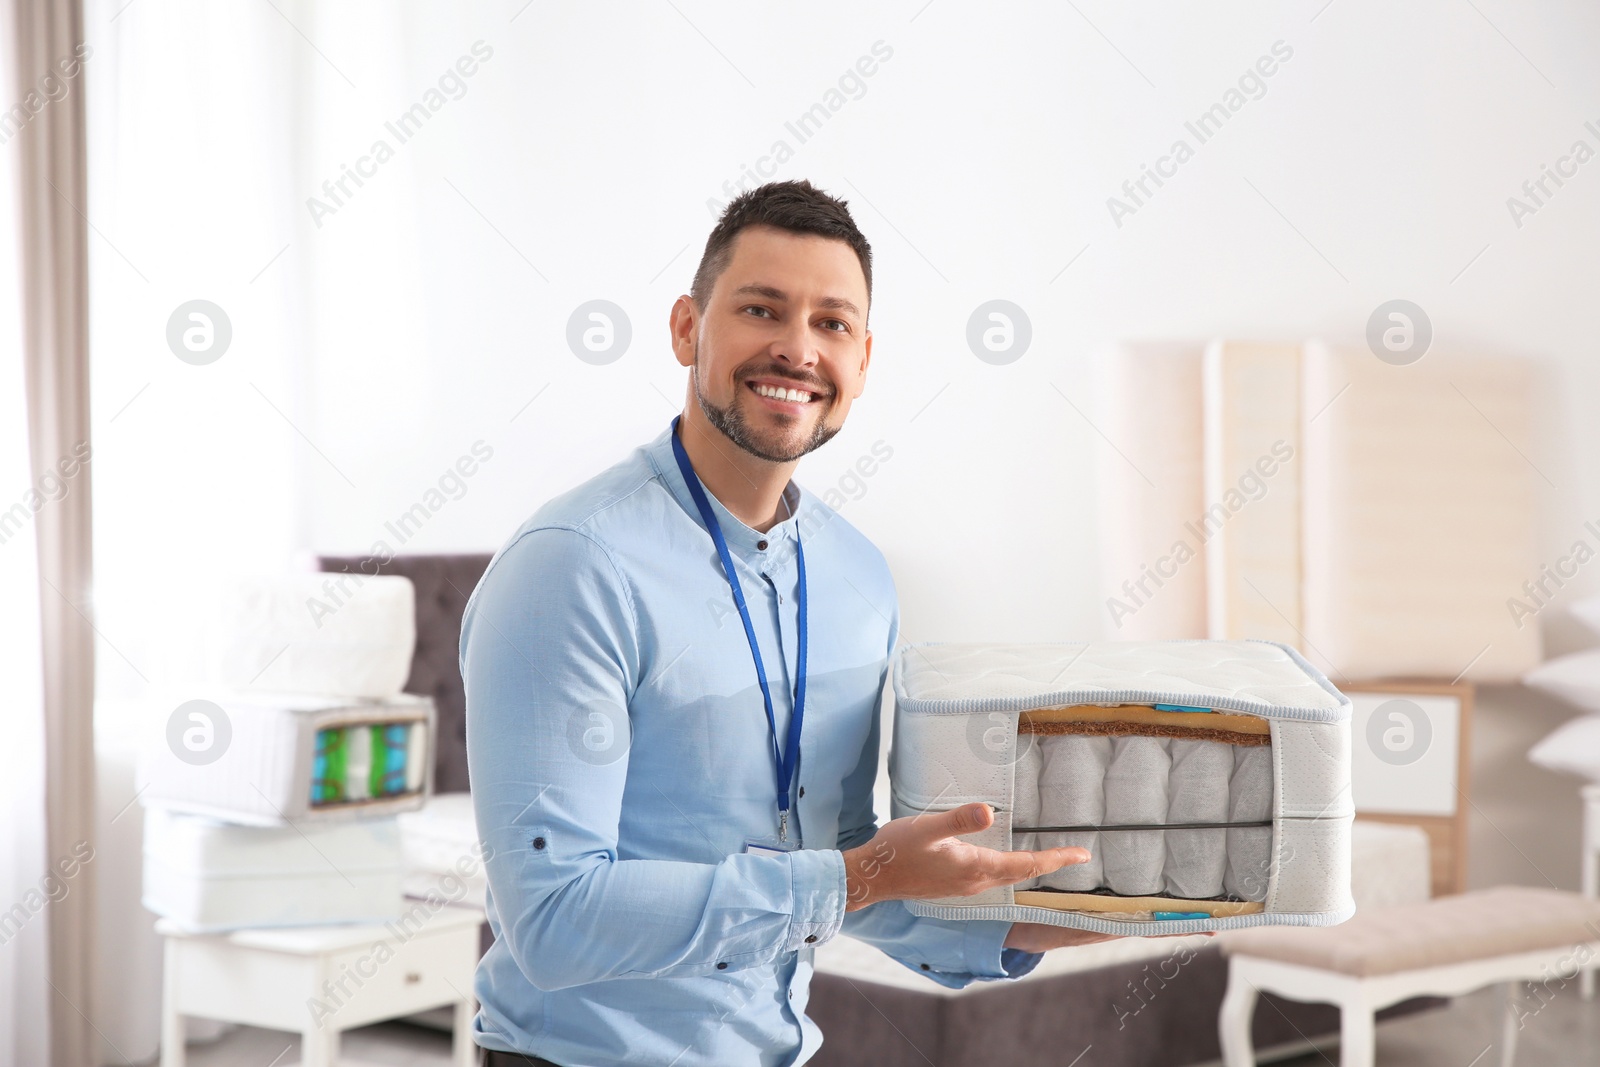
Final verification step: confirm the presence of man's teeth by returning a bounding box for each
[753,383,814,403]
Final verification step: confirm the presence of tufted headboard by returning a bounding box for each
[318,553,492,794]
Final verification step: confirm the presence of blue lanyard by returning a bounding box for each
[669,416,807,844]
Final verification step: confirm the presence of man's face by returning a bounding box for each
[673,224,872,463]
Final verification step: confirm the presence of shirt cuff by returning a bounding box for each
[961,920,1044,980]
[1000,946,1045,979]
[784,847,847,953]
[960,919,1022,979]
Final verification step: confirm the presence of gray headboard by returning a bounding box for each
[317,553,491,794]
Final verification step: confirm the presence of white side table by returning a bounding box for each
[158,902,483,1067]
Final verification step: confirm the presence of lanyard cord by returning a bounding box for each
[670,417,806,842]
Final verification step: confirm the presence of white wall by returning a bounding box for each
[86,1,1600,888]
[299,0,1600,641]
[89,0,1600,680]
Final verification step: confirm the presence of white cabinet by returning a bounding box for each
[1342,682,1472,896]
[158,902,482,1067]
[1349,692,1461,816]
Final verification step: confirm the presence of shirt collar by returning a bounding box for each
[646,424,802,557]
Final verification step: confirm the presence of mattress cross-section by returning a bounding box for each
[887,639,1353,936]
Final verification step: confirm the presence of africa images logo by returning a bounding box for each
[1365,699,1431,766]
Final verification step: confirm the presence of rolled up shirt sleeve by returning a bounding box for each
[462,525,848,991]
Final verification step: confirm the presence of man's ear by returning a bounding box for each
[669,296,697,369]
[854,328,873,398]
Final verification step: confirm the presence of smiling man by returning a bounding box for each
[461,180,1102,1067]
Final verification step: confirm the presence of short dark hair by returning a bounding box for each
[690,179,873,323]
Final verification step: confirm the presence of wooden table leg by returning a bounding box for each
[1500,979,1523,1067]
[1583,786,1599,1000]
[159,939,185,1067]
[1218,964,1259,1067]
[1337,991,1376,1067]
[454,997,477,1067]
[299,1026,338,1067]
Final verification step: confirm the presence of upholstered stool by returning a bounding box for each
[1217,886,1600,1067]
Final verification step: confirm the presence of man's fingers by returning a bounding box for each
[913,801,994,843]
[986,845,1091,886]
[1034,846,1092,874]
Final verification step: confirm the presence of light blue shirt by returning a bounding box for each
[461,423,1041,1067]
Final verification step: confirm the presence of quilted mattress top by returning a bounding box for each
[893,639,1347,721]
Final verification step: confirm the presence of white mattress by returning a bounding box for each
[402,871,487,910]
[396,792,488,907]
[142,807,404,931]
[893,640,1346,717]
[889,640,1352,935]
[1095,342,1209,640]
[814,818,1428,993]
[1345,819,1430,909]
[1300,341,1542,681]
[1202,340,1303,647]
[1100,337,1543,681]
[137,692,435,825]
[210,573,418,698]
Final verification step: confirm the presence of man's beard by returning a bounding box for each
[692,363,839,463]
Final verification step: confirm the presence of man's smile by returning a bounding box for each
[744,376,829,414]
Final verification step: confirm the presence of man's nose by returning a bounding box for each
[770,314,820,370]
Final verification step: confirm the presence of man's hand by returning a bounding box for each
[841,801,1090,912]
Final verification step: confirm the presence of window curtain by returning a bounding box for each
[0,74,52,1067]
[2,0,97,1065]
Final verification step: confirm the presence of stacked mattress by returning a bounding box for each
[1095,341,1209,641]
[396,793,489,908]
[210,573,418,697]
[312,719,429,803]
[1096,340,1543,681]
[139,572,434,931]
[142,807,405,932]
[888,639,1353,935]
[1299,342,1542,680]
[1201,340,1303,647]
[138,693,435,825]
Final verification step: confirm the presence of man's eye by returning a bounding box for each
[744,306,773,318]
[822,319,849,333]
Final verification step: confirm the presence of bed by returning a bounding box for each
[321,553,1444,1066]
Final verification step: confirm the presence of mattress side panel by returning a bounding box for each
[1272,719,1354,819]
[1266,814,1354,916]
[910,808,1014,908]
[889,705,1014,810]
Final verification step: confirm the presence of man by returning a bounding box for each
[462,179,1112,1067]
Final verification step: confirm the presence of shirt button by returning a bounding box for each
[804,934,817,943]
[798,786,805,798]
[716,962,728,970]
[920,963,931,970]
[788,989,794,1000]
[757,540,768,550]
